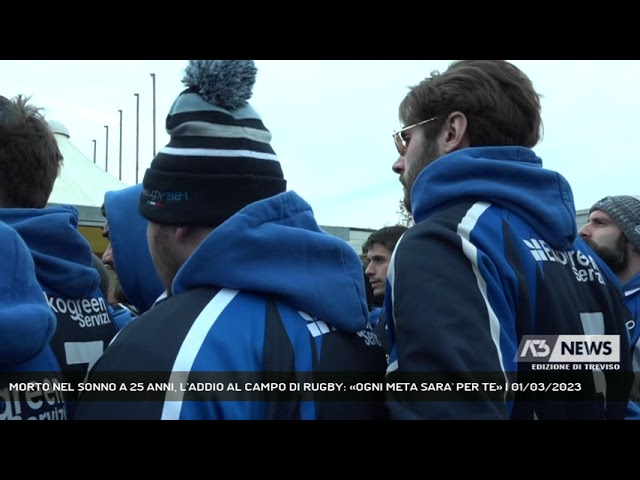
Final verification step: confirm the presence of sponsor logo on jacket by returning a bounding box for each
[0,377,67,420]
[44,293,112,328]
[523,238,605,285]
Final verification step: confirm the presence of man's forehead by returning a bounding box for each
[366,243,392,258]
[590,210,614,223]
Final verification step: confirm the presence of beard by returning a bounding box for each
[585,233,628,274]
[402,139,442,213]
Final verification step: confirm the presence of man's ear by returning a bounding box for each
[442,111,470,154]
[175,226,192,244]
[176,225,215,246]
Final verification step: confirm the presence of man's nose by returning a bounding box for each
[392,155,404,175]
[364,262,374,276]
[102,243,113,265]
[578,224,590,238]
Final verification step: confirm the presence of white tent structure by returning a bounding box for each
[47,120,130,254]
[48,120,129,210]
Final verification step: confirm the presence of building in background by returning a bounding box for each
[576,209,589,230]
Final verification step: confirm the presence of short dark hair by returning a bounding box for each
[363,225,408,254]
[0,94,63,208]
[399,60,543,148]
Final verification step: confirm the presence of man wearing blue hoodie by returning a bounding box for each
[101,184,166,330]
[363,225,408,328]
[0,94,117,406]
[73,60,388,420]
[385,60,634,420]
[363,225,408,358]
[0,221,68,420]
[580,195,640,404]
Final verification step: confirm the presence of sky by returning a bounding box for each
[2,60,639,230]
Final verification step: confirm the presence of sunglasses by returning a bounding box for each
[392,116,437,156]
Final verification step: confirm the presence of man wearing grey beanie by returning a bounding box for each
[580,194,640,403]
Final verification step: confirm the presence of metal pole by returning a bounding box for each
[92,139,97,164]
[104,125,109,172]
[134,93,140,184]
[150,73,156,157]
[118,109,123,181]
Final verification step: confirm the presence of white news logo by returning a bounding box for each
[516,335,620,362]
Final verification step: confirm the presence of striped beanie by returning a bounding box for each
[589,195,640,249]
[139,60,286,226]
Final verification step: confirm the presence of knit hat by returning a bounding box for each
[589,195,640,249]
[139,60,286,226]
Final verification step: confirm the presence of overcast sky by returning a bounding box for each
[2,60,638,230]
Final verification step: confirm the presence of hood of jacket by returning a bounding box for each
[0,205,99,298]
[105,184,164,313]
[0,221,57,365]
[411,146,577,250]
[172,191,369,332]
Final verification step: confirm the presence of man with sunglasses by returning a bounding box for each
[384,60,635,420]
